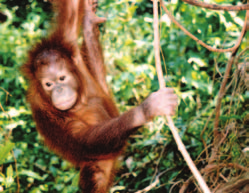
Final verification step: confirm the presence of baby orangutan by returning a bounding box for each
[21,0,178,192]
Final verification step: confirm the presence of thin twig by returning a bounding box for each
[135,176,160,193]
[153,0,211,192]
[200,110,215,160]
[182,0,249,11]
[235,47,249,64]
[12,150,20,193]
[179,177,194,193]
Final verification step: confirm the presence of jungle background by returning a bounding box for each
[0,0,248,192]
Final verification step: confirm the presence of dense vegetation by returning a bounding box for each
[0,0,248,192]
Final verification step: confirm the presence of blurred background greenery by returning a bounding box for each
[0,0,248,192]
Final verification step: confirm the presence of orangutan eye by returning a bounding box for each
[46,82,53,87]
[59,76,66,81]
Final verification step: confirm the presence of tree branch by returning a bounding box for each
[182,0,249,11]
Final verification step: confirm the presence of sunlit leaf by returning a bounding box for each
[0,141,15,165]
[6,165,14,188]
[188,57,207,67]
[19,170,46,181]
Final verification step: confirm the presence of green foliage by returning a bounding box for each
[0,0,248,192]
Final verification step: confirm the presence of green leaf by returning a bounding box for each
[188,57,207,67]
[0,141,15,165]
[6,165,14,188]
[71,172,80,187]
[30,188,42,193]
[220,115,241,121]
[19,170,46,181]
